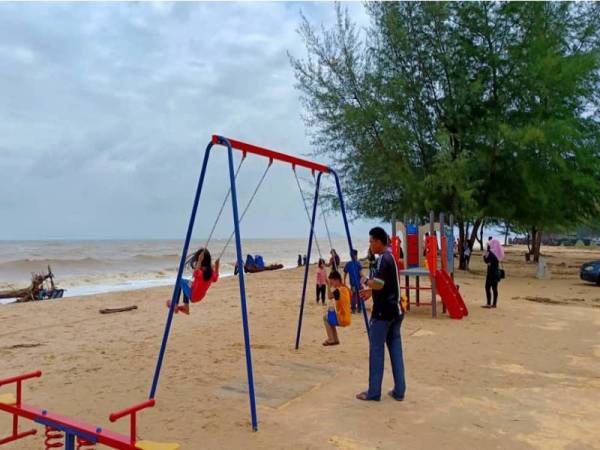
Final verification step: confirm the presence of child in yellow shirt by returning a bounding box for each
[322,270,352,346]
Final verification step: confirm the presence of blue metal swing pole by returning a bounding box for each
[221,136,259,432]
[295,172,322,350]
[149,141,214,400]
[330,170,370,336]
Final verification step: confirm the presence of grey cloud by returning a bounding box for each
[0,2,376,240]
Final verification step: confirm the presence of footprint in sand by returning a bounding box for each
[410,329,435,337]
[488,362,535,375]
[534,320,568,331]
[328,436,376,450]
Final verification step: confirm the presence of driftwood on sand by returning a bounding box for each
[0,266,63,302]
[99,306,138,314]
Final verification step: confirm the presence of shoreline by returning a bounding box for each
[0,263,300,305]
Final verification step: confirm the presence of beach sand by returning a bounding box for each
[1,245,599,450]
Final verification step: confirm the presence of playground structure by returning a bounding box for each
[149,135,367,433]
[0,371,178,450]
[394,211,467,319]
[0,135,365,447]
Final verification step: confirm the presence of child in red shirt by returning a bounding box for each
[167,247,220,315]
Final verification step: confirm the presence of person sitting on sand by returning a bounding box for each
[322,270,351,346]
[167,247,219,315]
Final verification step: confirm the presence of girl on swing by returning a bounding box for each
[322,270,352,346]
[167,247,220,315]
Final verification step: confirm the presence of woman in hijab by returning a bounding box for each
[483,237,504,308]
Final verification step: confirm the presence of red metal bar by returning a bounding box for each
[0,428,37,445]
[109,399,155,423]
[0,370,42,386]
[212,135,330,173]
[0,402,138,450]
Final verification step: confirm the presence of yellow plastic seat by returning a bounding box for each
[136,440,180,450]
[0,393,16,405]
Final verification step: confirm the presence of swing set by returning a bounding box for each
[150,135,369,432]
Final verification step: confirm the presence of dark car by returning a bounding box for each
[580,261,600,284]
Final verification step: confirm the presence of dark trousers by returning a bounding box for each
[316,284,326,303]
[485,277,498,306]
[367,316,406,400]
[351,290,362,313]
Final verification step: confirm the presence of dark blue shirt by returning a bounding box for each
[371,250,401,321]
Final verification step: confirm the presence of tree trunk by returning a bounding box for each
[533,228,543,263]
[458,220,466,270]
[527,226,543,263]
[468,218,483,254]
[504,222,510,246]
[477,220,485,251]
[457,218,483,270]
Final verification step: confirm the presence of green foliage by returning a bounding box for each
[290,2,600,231]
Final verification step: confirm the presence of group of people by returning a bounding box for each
[315,228,407,402]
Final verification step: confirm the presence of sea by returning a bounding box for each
[0,238,369,304]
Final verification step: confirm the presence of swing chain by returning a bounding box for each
[293,167,323,259]
[217,159,273,261]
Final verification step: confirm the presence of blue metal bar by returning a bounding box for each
[220,136,259,432]
[65,433,75,450]
[330,169,370,336]
[295,172,323,350]
[149,141,214,400]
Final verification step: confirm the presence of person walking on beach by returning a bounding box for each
[483,237,504,308]
[463,241,472,269]
[316,258,327,305]
[343,249,364,314]
[328,249,341,272]
[357,227,406,402]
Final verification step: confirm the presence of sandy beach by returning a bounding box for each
[1,245,599,450]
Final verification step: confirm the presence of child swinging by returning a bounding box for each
[322,270,351,346]
[167,247,220,315]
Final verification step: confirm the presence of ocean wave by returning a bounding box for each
[0,257,109,269]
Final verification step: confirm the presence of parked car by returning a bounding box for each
[580,261,600,284]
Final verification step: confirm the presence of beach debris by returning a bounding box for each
[99,305,138,314]
[0,266,64,302]
[7,343,43,349]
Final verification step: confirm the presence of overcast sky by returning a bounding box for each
[0,1,388,241]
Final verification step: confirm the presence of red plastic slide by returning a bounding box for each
[434,269,468,319]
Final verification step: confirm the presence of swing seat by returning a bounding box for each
[136,440,180,450]
[0,393,16,405]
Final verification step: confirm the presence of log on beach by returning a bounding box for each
[99,305,138,314]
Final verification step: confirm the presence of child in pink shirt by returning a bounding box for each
[316,258,327,304]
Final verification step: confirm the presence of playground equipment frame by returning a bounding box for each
[149,135,368,432]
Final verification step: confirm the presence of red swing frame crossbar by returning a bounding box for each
[0,371,156,450]
[212,135,330,173]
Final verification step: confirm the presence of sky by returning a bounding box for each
[0,1,386,241]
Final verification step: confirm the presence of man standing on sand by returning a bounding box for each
[357,227,406,402]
